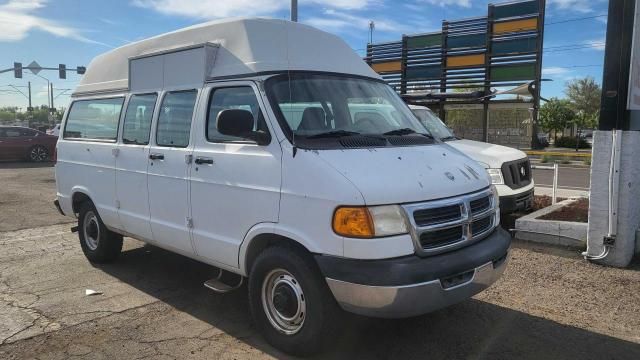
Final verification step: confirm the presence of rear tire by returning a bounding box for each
[248,246,340,356]
[78,202,122,263]
[28,145,49,162]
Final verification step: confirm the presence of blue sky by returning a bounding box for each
[0,0,608,109]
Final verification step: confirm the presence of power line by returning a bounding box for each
[545,14,608,26]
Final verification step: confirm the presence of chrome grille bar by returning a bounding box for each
[402,188,499,256]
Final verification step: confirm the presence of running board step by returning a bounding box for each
[204,270,244,294]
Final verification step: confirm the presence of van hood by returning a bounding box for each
[447,139,527,169]
[314,144,491,205]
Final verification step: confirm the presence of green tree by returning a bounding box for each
[565,77,601,131]
[539,97,575,141]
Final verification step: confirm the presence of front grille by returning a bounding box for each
[471,216,493,235]
[413,204,461,227]
[470,196,491,215]
[501,158,532,190]
[403,188,498,256]
[420,226,464,249]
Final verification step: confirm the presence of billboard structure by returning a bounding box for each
[366,0,546,146]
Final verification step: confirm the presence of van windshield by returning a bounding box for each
[266,73,433,149]
[411,108,457,141]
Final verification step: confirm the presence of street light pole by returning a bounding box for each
[291,0,298,22]
[29,72,51,109]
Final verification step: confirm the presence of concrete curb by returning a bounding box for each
[515,199,587,249]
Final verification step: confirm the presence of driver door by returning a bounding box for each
[189,82,282,268]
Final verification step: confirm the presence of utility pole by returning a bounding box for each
[50,83,54,113]
[291,0,298,22]
[28,81,32,111]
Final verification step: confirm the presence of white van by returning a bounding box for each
[54,18,511,355]
[410,105,534,213]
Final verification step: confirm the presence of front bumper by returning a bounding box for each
[499,188,534,213]
[316,227,511,318]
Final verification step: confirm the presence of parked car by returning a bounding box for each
[410,105,534,213]
[0,126,57,162]
[54,19,511,356]
[537,133,550,147]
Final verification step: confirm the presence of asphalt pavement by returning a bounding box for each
[532,165,590,190]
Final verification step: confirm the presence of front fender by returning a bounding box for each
[238,222,325,275]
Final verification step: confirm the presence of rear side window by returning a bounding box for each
[156,90,197,147]
[64,97,124,141]
[122,94,157,145]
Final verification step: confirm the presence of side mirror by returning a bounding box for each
[217,109,270,145]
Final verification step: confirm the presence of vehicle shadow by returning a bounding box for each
[98,243,640,360]
[0,161,54,169]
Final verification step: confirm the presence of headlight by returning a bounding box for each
[333,205,408,238]
[491,184,501,221]
[486,168,504,185]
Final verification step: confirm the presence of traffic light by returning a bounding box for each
[58,64,66,79]
[76,66,86,75]
[14,62,22,78]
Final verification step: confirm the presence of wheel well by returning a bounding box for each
[72,192,92,214]
[244,234,311,274]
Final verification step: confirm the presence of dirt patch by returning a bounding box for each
[0,163,74,232]
[533,195,567,211]
[538,198,589,223]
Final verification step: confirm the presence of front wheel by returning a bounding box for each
[248,246,340,356]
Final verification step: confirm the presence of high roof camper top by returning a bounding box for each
[75,18,380,96]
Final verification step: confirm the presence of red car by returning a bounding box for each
[0,126,58,162]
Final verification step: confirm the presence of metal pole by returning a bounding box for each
[291,0,298,22]
[50,83,54,112]
[28,81,31,110]
[552,163,558,205]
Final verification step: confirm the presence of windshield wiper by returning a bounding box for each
[305,130,361,139]
[440,136,458,142]
[384,128,434,139]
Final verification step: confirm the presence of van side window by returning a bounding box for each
[207,87,270,143]
[63,97,124,141]
[156,90,197,147]
[122,94,157,145]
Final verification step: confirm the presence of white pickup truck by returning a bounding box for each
[410,105,534,213]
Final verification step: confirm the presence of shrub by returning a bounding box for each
[554,136,591,149]
[560,156,572,164]
[583,158,592,166]
[541,154,552,163]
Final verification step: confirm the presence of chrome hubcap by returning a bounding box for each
[83,211,100,251]
[30,147,47,161]
[261,269,306,335]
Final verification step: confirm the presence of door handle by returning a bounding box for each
[149,153,165,160]
[194,157,214,165]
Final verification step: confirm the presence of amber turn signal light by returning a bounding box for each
[332,207,375,238]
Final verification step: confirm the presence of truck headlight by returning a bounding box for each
[486,168,504,185]
[333,205,408,238]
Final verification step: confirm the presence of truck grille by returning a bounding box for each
[501,158,532,190]
[413,205,462,226]
[403,189,498,256]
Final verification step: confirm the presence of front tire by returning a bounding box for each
[248,246,340,356]
[28,145,49,162]
[78,202,122,263]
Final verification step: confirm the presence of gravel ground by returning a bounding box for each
[0,163,639,359]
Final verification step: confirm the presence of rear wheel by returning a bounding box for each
[28,145,49,162]
[78,202,122,263]
[248,246,340,356]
